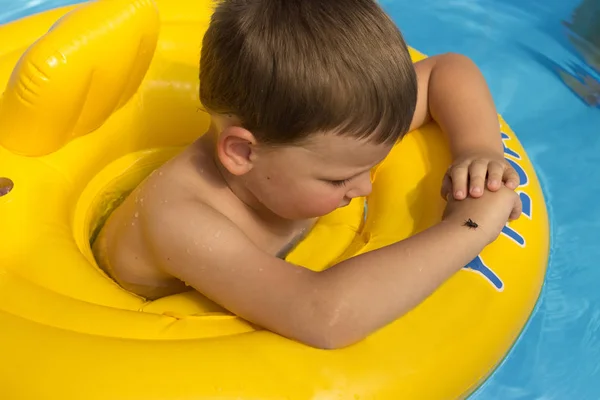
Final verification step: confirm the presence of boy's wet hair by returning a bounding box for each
[200,0,418,145]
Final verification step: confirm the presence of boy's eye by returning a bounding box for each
[329,179,350,187]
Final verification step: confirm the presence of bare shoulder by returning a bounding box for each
[142,194,319,327]
[135,141,242,270]
[142,195,244,270]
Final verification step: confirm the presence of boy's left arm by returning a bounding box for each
[409,53,520,200]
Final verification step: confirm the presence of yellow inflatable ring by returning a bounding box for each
[0,1,549,399]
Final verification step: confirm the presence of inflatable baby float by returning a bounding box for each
[0,0,549,398]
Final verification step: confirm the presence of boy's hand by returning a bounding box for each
[443,185,522,244]
[441,151,520,201]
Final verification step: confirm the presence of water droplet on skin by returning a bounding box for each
[328,307,341,327]
[134,212,139,218]
[186,248,191,254]
[199,168,204,173]
[215,230,221,238]
[158,171,163,176]
[208,247,213,252]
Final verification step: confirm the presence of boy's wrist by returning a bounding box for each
[450,136,504,161]
[438,216,496,247]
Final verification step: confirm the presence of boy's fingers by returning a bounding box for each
[509,196,523,221]
[467,160,488,197]
[504,167,521,189]
[450,163,469,199]
[486,161,504,191]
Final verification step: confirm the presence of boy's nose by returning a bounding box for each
[345,176,373,199]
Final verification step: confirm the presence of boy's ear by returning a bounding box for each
[216,126,258,176]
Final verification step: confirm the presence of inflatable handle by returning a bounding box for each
[0,0,160,157]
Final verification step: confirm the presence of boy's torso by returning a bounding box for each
[92,136,314,300]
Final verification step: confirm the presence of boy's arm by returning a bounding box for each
[409,53,520,199]
[150,198,499,349]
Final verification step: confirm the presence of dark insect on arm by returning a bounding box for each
[463,218,478,229]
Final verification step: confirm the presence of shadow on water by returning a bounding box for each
[519,41,599,108]
[558,0,600,107]
[495,0,600,108]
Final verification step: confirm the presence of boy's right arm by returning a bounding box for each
[148,188,519,349]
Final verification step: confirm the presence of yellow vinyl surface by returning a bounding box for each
[0,1,549,399]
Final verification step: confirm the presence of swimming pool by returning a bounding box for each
[1,0,599,398]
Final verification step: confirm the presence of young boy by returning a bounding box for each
[93,0,522,349]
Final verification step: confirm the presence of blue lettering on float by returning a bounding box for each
[501,225,525,247]
[462,130,532,290]
[519,192,532,218]
[464,255,504,291]
[502,132,521,159]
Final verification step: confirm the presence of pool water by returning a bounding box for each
[2,0,600,398]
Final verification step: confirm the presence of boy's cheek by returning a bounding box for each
[302,193,344,216]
